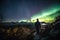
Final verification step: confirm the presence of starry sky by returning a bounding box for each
[1,0,60,22]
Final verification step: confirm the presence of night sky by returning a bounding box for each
[1,0,60,22]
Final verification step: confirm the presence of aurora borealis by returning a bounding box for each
[31,6,60,23]
[18,6,60,23]
[1,0,60,23]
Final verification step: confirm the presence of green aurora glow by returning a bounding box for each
[31,6,60,23]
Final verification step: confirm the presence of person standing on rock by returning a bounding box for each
[35,19,41,35]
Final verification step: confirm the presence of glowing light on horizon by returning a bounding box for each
[18,20,31,22]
